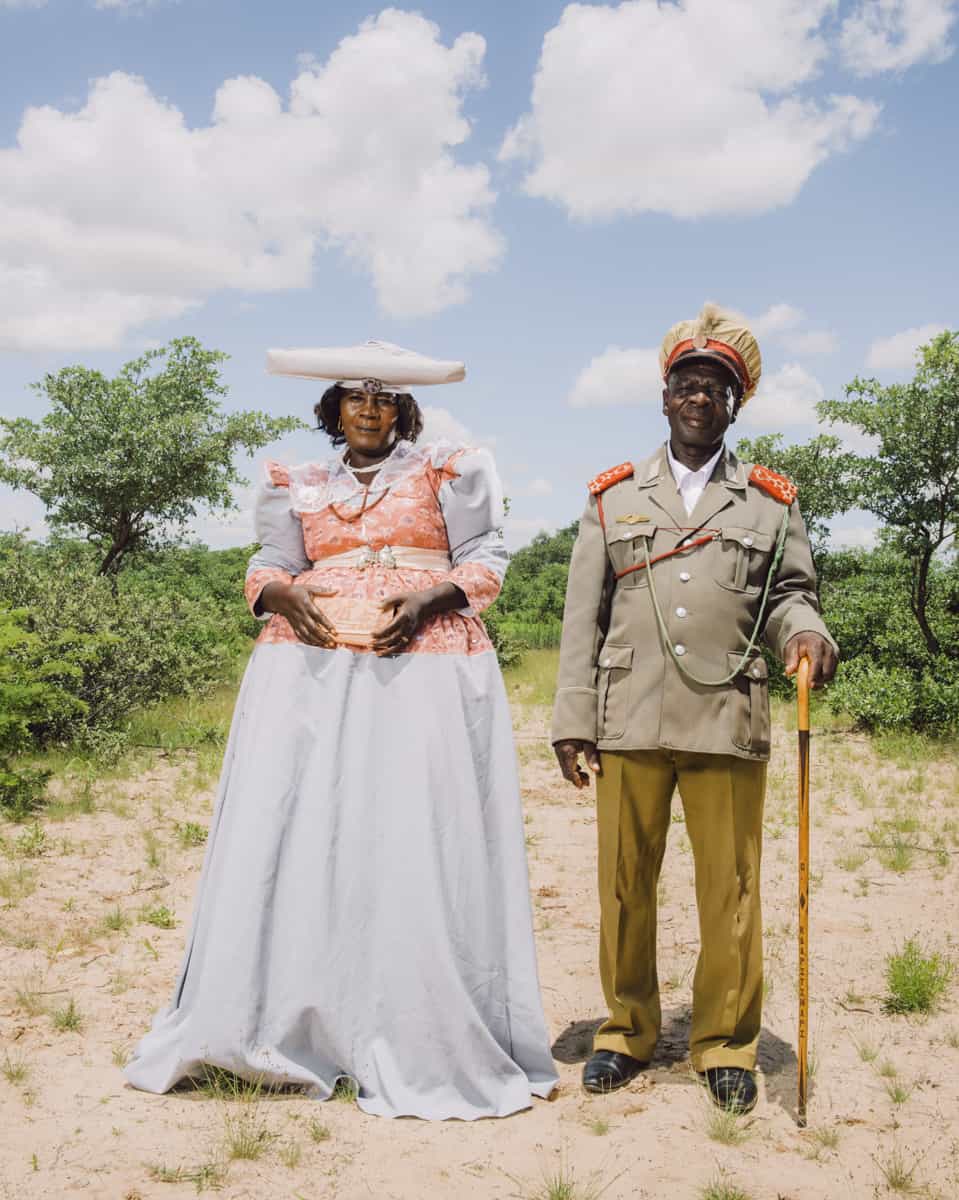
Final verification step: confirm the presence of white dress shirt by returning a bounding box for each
[666,441,724,517]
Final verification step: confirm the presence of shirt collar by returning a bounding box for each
[666,440,725,486]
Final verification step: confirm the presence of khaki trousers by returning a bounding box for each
[593,749,766,1072]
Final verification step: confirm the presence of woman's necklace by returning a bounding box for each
[329,449,392,524]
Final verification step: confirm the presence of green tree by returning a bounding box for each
[0,607,82,819]
[818,331,959,658]
[734,432,858,565]
[0,338,303,574]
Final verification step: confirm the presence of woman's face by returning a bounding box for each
[339,389,399,458]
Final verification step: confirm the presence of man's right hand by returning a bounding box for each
[553,739,602,789]
[260,582,339,648]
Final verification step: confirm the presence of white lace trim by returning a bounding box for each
[283,439,470,514]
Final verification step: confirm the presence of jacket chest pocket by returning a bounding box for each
[597,644,633,739]
[716,526,773,594]
[605,524,657,589]
[728,652,770,756]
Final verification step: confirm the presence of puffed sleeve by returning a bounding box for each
[244,461,311,619]
[434,446,508,615]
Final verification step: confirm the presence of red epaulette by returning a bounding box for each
[749,463,797,505]
[588,462,634,495]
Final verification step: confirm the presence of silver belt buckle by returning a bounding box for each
[357,544,396,569]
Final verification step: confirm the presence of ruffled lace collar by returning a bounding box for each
[287,439,463,514]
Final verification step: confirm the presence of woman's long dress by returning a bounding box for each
[124,440,558,1119]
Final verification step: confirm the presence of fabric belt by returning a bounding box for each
[312,545,452,571]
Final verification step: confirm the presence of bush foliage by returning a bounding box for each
[0,534,256,811]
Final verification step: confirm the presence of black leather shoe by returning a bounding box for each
[582,1050,646,1094]
[700,1066,758,1114]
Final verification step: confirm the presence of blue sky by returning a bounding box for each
[1,0,957,549]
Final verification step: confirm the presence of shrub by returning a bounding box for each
[884,938,953,1014]
[0,535,256,758]
[0,608,82,819]
[826,660,919,730]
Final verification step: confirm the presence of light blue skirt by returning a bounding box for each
[125,643,558,1119]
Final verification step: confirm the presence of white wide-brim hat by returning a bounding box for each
[266,339,465,389]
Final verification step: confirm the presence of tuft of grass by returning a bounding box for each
[196,1066,264,1101]
[333,1076,358,1104]
[308,1118,331,1143]
[837,848,867,872]
[0,863,37,905]
[878,1059,898,1079]
[13,974,45,1017]
[588,1116,610,1136]
[176,821,208,848]
[867,825,915,873]
[944,1027,959,1050]
[14,823,47,859]
[278,1139,302,1169]
[705,1104,751,1146]
[885,1079,913,1106]
[804,1125,840,1160]
[700,1178,752,1200]
[112,1045,130,1069]
[51,996,83,1033]
[856,1037,880,1063]
[2,1052,29,1085]
[875,1146,926,1195]
[142,828,163,870]
[884,938,954,1014]
[101,905,130,934]
[140,904,176,929]
[148,1159,227,1192]
[512,1153,619,1200]
[221,1107,272,1162]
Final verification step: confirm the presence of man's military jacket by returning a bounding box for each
[551,445,837,761]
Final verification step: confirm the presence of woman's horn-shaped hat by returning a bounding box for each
[266,339,466,391]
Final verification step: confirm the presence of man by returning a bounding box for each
[552,303,837,1113]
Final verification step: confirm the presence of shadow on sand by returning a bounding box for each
[551,1006,803,1115]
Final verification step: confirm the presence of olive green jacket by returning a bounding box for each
[551,445,837,761]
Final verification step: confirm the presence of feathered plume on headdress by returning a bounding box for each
[659,302,762,405]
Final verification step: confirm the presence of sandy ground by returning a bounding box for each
[1,684,958,1200]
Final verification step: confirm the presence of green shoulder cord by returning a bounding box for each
[641,504,791,687]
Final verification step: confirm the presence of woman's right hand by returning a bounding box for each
[260,582,339,648]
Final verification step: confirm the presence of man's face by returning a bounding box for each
[662,358,740,449]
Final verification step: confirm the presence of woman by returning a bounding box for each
[125,341,558,1120]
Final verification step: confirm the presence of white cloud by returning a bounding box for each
[526,477,553,497]
[0,0,47,8]
[420,405,477,447]
[187,484,256,549]
[568,346,662,408]
[749,303,837,355]
[790,329,840,355]
[0,486,49,538]
[739,362,824,428]
[829,522,879,549]
[840,0,958,75]
[865,323,948,370]
[0,10,502,351]
[750,303,805,336]
[504,515,557,551]
[500,0,880,220]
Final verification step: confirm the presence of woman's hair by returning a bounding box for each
[314,385,424,447]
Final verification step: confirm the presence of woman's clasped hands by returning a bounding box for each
[373,591,428,656]
[260,581,340,648]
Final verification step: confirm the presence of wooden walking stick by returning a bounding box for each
[797,656,811,1127]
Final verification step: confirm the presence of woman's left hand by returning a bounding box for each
[373,591,428,656]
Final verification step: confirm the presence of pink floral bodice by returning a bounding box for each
[245,445,504,657]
